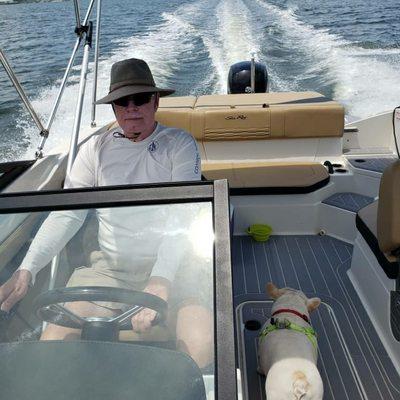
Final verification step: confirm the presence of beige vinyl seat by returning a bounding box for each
[155,92,344,193]
[356,160,400,279]
[202,161,329,194]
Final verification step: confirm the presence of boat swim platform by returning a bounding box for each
[232,235,400,400]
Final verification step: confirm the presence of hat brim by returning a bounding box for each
[96,85,175,104]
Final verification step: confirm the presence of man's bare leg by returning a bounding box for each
[175,303,214,369]
[40,301,119,340]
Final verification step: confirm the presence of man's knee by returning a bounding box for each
[175,304,214,368]
[39,300,118,341]
[40,323,81,341]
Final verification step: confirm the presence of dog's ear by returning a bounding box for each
[266,282,282,299]
[307,297,321,312]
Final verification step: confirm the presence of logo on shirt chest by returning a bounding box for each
[148,140,159,153]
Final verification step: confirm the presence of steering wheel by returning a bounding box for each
[33,286,168,341]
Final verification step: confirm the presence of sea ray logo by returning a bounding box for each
[148,140,158,153]
[225,114,247,120]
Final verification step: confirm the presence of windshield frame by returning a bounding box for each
[0,179,236,400]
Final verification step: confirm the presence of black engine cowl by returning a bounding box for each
[228,61,269,94]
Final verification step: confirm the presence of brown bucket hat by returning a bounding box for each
[96,58,174,104]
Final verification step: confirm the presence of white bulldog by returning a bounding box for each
[258,283,323,400]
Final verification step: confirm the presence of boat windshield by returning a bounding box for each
[0,187,221,400]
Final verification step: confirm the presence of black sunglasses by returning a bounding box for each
[113,92,155,107]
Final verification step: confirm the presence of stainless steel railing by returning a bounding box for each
[91,0,102,128]
[73,0,82,33]
[0,0,98,159]
[66,21,93,173]
[0,49,48,141]
[49,0,97,303]
[38,0,97,159]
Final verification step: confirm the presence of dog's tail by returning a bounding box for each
[292,371,310,400]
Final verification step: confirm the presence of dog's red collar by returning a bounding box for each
[272,309,310,324]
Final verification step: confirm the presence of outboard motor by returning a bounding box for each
[228,58,269,94]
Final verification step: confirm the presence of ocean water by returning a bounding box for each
[0,0,399,161]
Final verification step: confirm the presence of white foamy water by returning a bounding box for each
[202,0,262,93]
[114,13,197,87]
[254,0,400,118]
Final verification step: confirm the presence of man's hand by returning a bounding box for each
[131,276,170,333]
[0,270,32,312]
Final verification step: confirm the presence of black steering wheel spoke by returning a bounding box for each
[110,305,143,328]
[33,287,167,341]
[40,303,86,329]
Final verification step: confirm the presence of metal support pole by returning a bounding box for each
[66,21,93,174]
[42,1,96,332]
[250,52,256,93]
[73,0,82,33]
[36,0,97,158]
[42,16,94,331]
[91,0,102,128]
[35,39,82,158]
[0,49,48,139]
[41,255,61,331]
[78,0,96,40]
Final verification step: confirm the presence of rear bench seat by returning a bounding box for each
[156,92,344,193]
[202,162,330,194]
[356,160,400,279]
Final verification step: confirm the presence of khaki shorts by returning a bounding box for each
[66,250,213,314]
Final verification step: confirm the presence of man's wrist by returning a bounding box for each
[15,269,33,287]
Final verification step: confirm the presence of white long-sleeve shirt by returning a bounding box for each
[19,123,201,283]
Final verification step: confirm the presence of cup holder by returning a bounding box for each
[245,320,262,331]
[335,168,348,173]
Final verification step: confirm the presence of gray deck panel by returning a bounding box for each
[322,192,375,213]
[233,235,400,400]
[275,238,299,288]
[352,356,390,400]
[252,244,271,293]
[347,157,398,173]
[318,294,362,357]
[285,237,315,293]
[265,240,286,289]
[232,239,246,295]
[319,307,362,400]
[242,239,262,294]
[297,236,331,293]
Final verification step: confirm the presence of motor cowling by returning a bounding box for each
[227,61,269,94]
